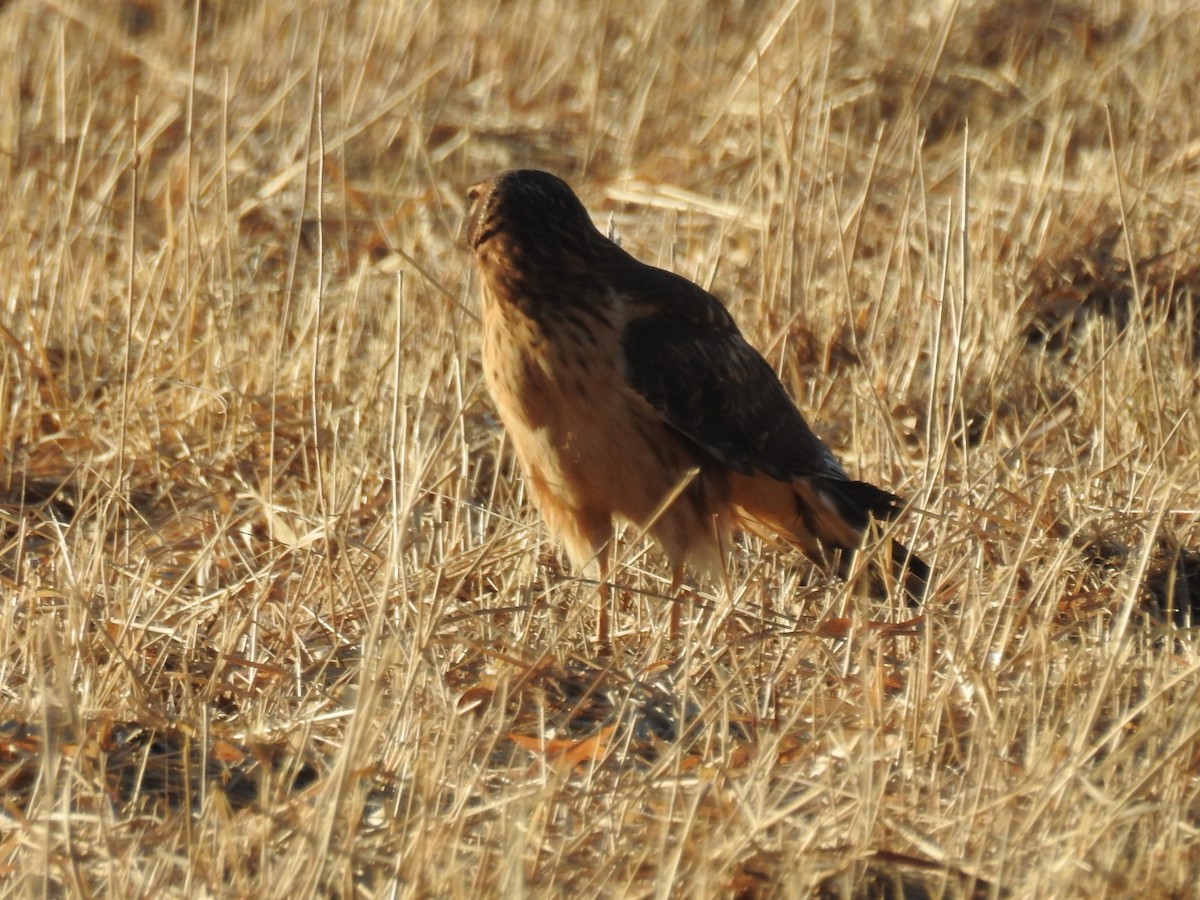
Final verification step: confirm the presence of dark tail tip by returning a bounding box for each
[826,479,905,531]
[891,539,929,607]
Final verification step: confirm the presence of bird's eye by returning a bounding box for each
[467,183,484,205]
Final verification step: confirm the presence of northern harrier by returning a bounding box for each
[466,169,927,643]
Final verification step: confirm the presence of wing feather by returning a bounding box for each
[617,261,847,484]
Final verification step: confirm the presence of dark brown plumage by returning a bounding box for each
[467,169,926,643]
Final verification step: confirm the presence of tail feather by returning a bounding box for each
[889,538,929,606]
[818,477,904,530]
[730,471,929,605]
[815,478,929,605]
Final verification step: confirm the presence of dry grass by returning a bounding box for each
[2,0,1200,896]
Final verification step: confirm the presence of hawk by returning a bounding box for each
[466,169,927,644]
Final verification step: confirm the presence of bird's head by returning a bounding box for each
[465,169,607,276]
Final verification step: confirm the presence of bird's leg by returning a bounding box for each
[668,566,685,640]
[597,547,612,649]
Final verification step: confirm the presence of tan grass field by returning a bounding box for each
[3,0,1200,896]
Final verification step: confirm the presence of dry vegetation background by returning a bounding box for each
[2,0,1200,896]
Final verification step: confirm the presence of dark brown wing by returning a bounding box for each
[617,261,848,484]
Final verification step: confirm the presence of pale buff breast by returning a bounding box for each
[481,288,730,577]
